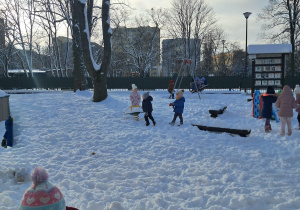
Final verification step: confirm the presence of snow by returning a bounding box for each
[0,90,9,97]
[82,3,101,71]
[248,44,292,54]
[1,89,300,209]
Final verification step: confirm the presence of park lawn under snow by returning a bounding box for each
[0,89,300,210]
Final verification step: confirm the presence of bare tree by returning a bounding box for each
[0,14,17,77]
[112,8,165,77]
[166,0,218,76]
[71,0,112,102]
[5,0,40,77]
[258,0,300,76]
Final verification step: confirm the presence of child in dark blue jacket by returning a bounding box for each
[261,86,278,132]
[142,92,156,126]
[169,90,185,126]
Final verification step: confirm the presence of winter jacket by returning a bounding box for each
[296,94,300,113]
[142,96,153,113]
[275,85,297,117]
[261,94,277,119]
[168,83,174,94]
[130,91,141,106]
[173,97,185,114]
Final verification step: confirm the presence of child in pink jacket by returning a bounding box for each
[130,84,141,106]
[275,85,297,136]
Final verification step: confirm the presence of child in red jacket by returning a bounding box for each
[168,80,175,99]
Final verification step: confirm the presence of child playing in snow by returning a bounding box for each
[294,84,300,129]
[142,92,156,126]
[260,86,278,132]
[169,89,185,126]
[275,85,297,136]
[130,84,141,106]
[168,80,175,99]
[19,166,79,210]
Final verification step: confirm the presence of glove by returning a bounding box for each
[169,103,173,106]
[145,112,148,117]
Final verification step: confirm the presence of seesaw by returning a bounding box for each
[191,124,251,137]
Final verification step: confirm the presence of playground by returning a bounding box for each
[1,89,300,209]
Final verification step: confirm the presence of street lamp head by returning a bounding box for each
[243,12,252,19]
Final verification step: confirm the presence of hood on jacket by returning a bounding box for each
[280,85,293,96]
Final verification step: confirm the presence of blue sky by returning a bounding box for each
[131,0,270,48]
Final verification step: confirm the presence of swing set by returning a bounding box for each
[173,58,202,99]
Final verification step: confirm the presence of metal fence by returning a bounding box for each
[0,76,299,90]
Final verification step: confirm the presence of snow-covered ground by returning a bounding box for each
[1,89,300,210]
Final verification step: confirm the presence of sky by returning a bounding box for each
[1,89,300,209]
[130,0,270,49]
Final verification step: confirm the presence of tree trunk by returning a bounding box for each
[71,1,88,91]
[288,0,295,76]
[72,0,111,101]
[92,71,107,102]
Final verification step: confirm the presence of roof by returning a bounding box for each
[8,69,46,74]
[248,44,292,54]
[0,89,9,97]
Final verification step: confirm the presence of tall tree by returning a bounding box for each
[112,8,164,77]
[166,0,217,75]
[71,0,112,102]
[258,0,300,76]
[2,0,39,77]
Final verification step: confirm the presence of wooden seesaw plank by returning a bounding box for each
[191,124,251,137]
[209,106,227,118]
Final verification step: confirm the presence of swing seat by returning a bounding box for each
[190,85,208,93]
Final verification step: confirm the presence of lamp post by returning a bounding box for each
[243,12,251,77]
[127,59,130,74]
[222,40,226,75]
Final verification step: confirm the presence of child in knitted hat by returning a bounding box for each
[130,84,141,106]
[20,167,78,210]
[20,167,66,210]
[294,84,300,129]
[169,89,185,126]
[142,92,156,126]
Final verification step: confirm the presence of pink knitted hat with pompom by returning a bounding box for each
[20,167,65,210]
[31,167,49,187]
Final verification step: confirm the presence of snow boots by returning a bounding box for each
[264,124,272,133]
[169,121,175,126]
[264,125,270,133]
[1,138,7,148]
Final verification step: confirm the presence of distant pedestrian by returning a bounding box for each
[275,85,297,136]
[168,80,175,99]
